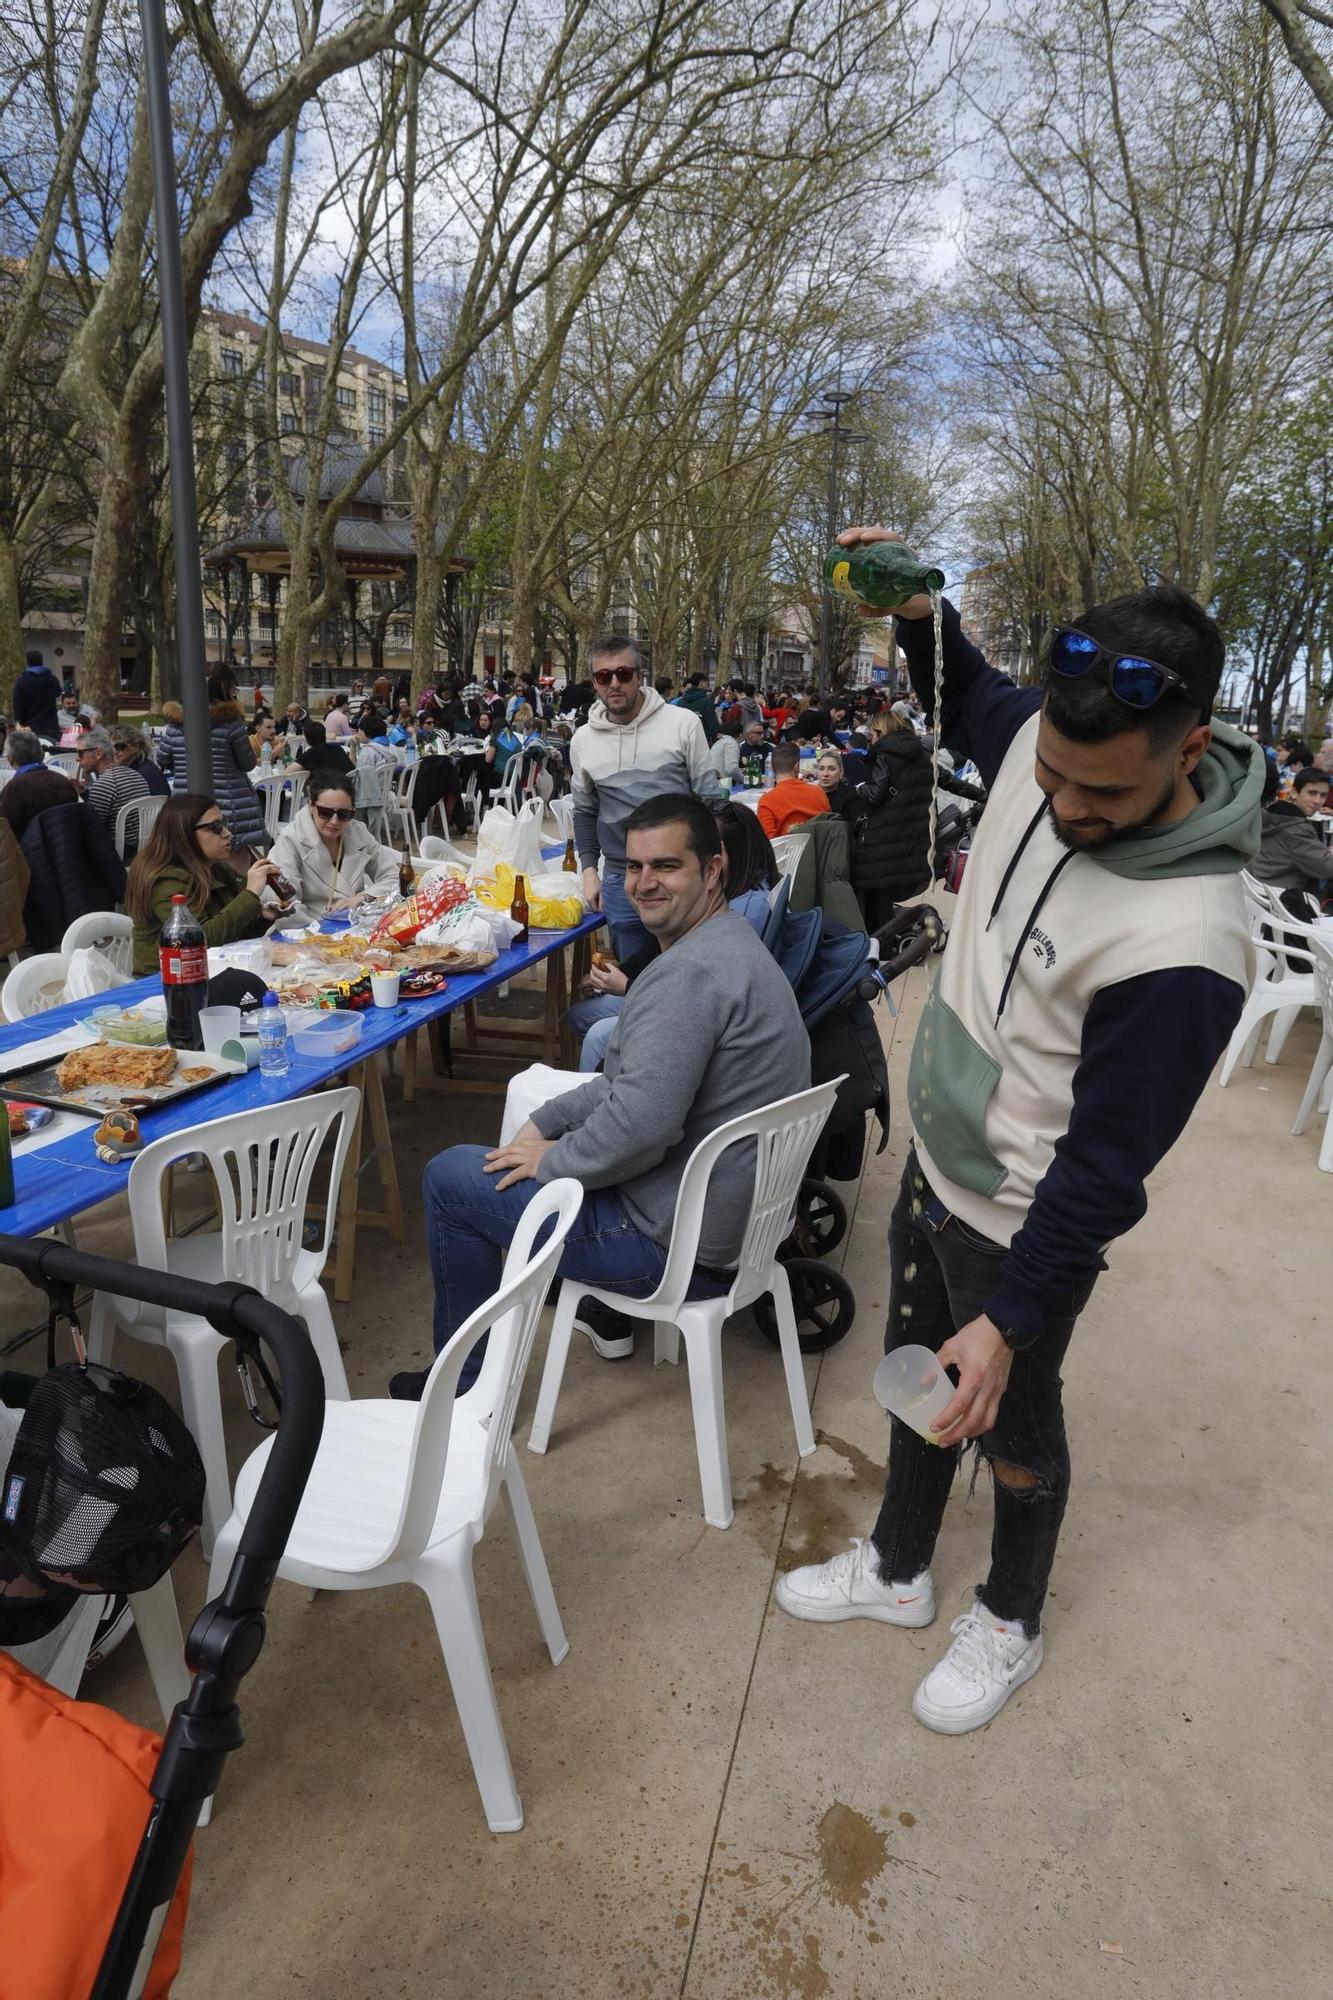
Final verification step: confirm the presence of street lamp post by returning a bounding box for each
[138,0,211,788]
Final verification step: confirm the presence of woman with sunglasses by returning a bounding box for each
[266,776,402,919]
[127,793,277,975]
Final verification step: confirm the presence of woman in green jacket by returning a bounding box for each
[126,792,276,975]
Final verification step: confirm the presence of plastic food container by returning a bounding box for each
[290,1011,365,1060]
[87,1005,168,1048]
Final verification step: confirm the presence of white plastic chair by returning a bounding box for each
[527,1079,841,1529]
[35,1571,191,1724]
[546,793,575,845]
[60,910,134,981]
[86,1088,361,1552]
[1218,898,1318,1085]
[419,833,474,870]
[46,753,79,777]
[383,759,425,855]
[1,952,69,1021]
[1292,935,1333,1172]
[112,793,165,860]
[253,768,307,843]
[207,1177,584,1833]
[354,754,393,841]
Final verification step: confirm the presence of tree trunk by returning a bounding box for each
[0,530,24,713]
[80,419,151,719]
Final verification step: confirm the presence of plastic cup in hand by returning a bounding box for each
[873,1344,953,1443]
[198,1005,241,1055]
[371,971,401,1008]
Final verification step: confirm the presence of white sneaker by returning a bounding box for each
[572,1317,634,1361]
[775,1539,935,1627]
[911,1600,1043,1734]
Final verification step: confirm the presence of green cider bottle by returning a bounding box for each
[824,541,945,611]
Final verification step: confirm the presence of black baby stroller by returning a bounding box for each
[0,1233,325,1999]
[756,887,941,1353]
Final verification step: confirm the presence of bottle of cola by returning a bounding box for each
[159,894,208,1050]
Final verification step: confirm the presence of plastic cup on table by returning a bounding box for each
[371,971,401,1008]
[197,1006,241,1055]
[873,1344,954,1443]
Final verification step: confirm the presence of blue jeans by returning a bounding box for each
[565,992,623,1073]
[422,1145,731,1392]
[599,867,653,961]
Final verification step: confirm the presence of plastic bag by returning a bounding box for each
[473,864,585,929]
[526,870,587,928]
[62,948,122,1002]
[471,798,545,885]
[369,871,471,948]
[416,904,517,954]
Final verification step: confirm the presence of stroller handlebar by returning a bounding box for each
[869,904,943,986]
[0,1233,326,2000]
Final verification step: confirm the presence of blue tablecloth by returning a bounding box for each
[0,913,602,1236]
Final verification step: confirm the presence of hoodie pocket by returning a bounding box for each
[907,990,1007,1199]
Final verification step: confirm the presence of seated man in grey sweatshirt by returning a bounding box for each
[390,793,811,1400]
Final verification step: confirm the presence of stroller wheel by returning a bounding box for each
[795,1179,847,1256]
[755,1261,855,1353]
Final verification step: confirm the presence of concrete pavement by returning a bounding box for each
[7,959,1329,1999]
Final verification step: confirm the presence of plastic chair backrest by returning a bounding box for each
[2,953,71,1022]
[547,794,575,842]
[1,953,69,1022]
[125,1087,361,1301]
[392,1179,584,1559]
[46,754,78,777]
[1309,934,1333,1029]
[60,913,133,980]
[112,794,164,860]
[254,770,306,841]
[419,835,471,869]
[649,1079,841,1312]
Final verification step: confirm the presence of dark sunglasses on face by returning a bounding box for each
[1048,626,1193,712]
[194,817,228,835]
[313,803,355,823]
[591,666,638,688]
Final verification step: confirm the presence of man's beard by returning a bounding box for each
[1048,771,1180,851]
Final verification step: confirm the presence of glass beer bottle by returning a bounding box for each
[823,541,945,612]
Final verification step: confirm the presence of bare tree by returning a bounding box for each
[1260,0,1333,121]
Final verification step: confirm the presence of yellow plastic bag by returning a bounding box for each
[472,864,585,928]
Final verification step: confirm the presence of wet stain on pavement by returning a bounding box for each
[815,1801,889,1916]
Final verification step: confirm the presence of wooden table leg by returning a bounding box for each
[402,1028,418,1103]
[544,947,566,1067]
[363,1053,405,1243]
[333,1070,367,1304]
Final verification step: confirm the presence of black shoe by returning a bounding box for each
[389,1367,430,1402]
[572,1299,636,1360]
[84,1593,133,1672]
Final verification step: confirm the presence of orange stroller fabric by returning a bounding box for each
[0,1651,192,1998]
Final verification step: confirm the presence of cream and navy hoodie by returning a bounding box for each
[903,601,1263,1346]
[571,687,722,873]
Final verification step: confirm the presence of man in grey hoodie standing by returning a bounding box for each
[571,636,722,958]
[392,794,808,1401]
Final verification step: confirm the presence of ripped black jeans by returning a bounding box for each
[870,1148,1099,1635]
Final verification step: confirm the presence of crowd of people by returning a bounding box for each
[3,567,1330,1738]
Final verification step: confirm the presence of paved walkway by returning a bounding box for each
[16,961,1329,1999]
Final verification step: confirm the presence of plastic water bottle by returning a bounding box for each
[258,991,289,1077]
[261,740,273,772]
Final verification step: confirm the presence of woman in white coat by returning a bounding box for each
[267,775,402,918]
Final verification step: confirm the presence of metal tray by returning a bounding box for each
[0,1046,245,1120]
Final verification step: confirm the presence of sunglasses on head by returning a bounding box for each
[194,816,228,835]
[1048,627,1193,711]
[591,666,638,688]
[313,803,355,823]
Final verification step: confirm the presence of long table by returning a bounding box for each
[0,912,601,1296]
